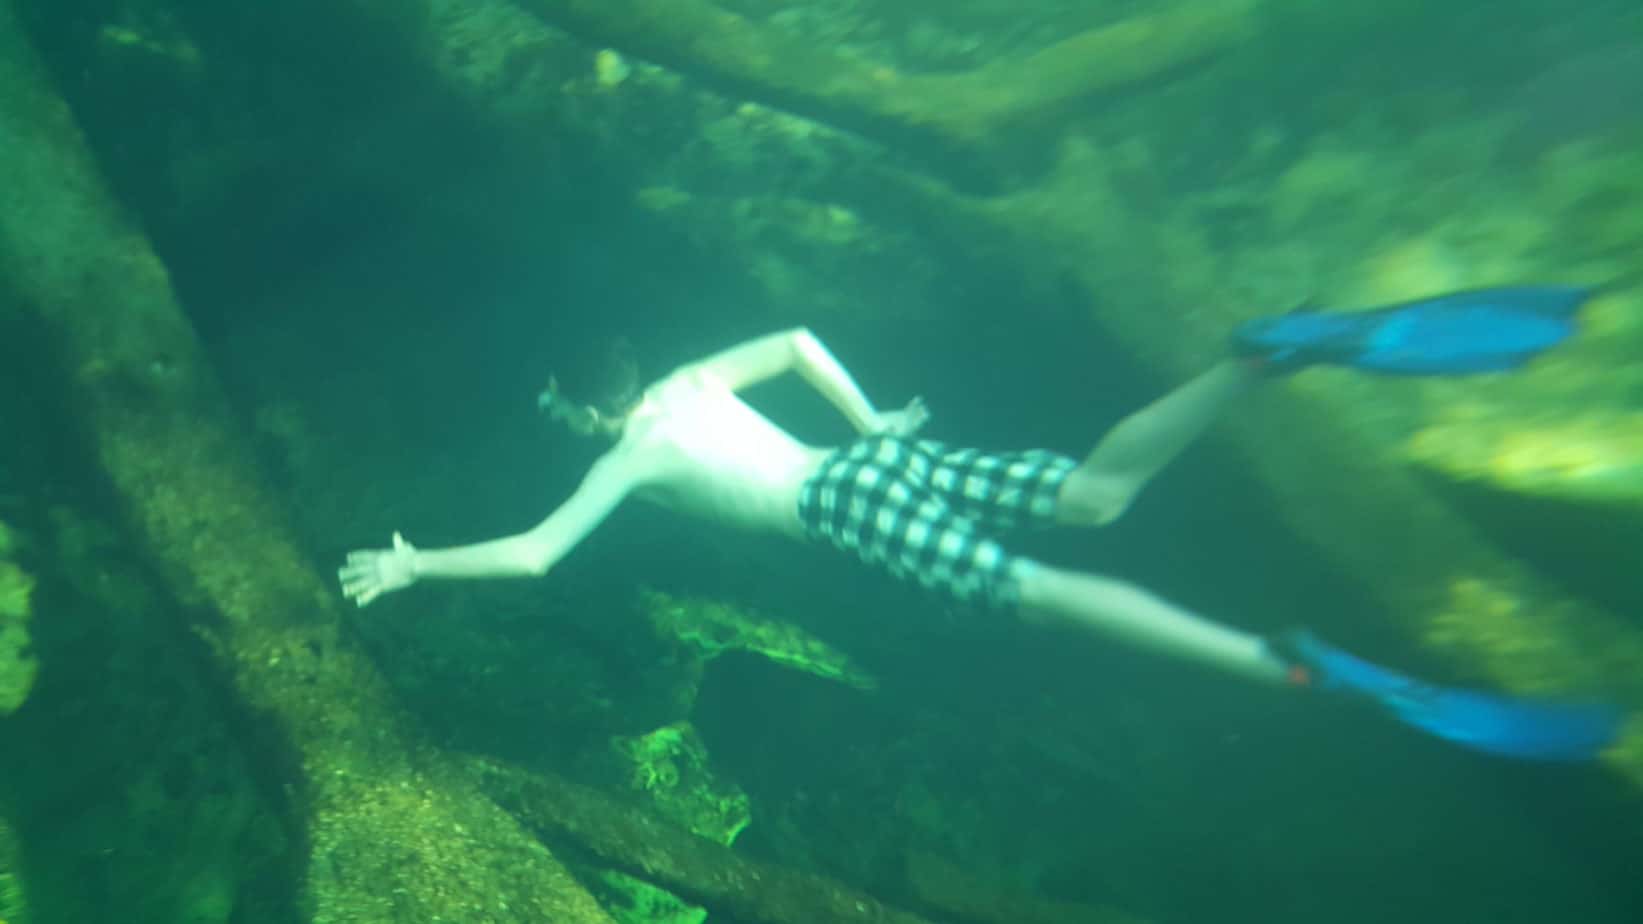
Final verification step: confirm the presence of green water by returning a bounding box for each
[2,1,1641,922]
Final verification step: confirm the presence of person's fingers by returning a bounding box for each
[346,549,378,565]
[340,577,374,598]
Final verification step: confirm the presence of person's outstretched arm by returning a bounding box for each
[339,449,640,606]
[691,327,927,436]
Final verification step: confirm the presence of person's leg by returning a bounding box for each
[1008,559,1624,759]
[1012,558,1291,686]
[1058,359,1261,526]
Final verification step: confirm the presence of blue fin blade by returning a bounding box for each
[1235,285,1591,375]
[1288,631,1624,761]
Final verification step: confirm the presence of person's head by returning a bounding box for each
[537,336,640,439]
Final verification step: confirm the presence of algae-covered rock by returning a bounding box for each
[635,182,944,324]
[602,592,880,849]
[473,757,950,924]
[0,3,616,919]
[1407,404,1643,511]
[0,815,25,924]
[643,589,876,691]
[905,848,1147,924]
[0,522,35,717]
[608,721,751,847]
[585,868,706,924]
[517,0,1258,182]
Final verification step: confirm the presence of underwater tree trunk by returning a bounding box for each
[475,758,939,924]
[510,0,1259,185]
[0,4,614,921]
[472,756,1148,924]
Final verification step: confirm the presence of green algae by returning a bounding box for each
[586,868,707,924]
[0,525,34,718]
[1406,404,1643,511]
[597,590,885,850]
[0,2,617,917]
[517,0,1256,184]
[643,589,876,691]
[0,816,24,924]
[473,757,951,924]
[609,721,751,847]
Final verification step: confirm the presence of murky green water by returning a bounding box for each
[2,2,1640,922]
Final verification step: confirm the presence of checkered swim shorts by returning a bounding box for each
[797,434,1078,612]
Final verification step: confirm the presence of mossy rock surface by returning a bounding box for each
[0,815,24,924]
[585,868,706,924]
[643,589,876,691]
[608,721,751,847]
[0,529,35,717]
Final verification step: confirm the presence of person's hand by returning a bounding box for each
[338,531,418,607]
[877,396,930,437]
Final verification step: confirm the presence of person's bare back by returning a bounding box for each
[617,365,830,538]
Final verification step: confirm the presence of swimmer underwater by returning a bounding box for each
[339,286,1624,761]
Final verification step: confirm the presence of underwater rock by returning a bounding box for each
[0,499,290,924]
[0,4,614,921]
[583,868,706,924]
[634,180,947,325]
[473,756,952,924]
[605,721,752,847]
[479,756,1159,924]
[1505,39,1643,159]
[643,589,876,691]
[1406,407,1643,512]
[904,848,1146,924]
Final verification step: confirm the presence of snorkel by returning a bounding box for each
[539,337,643,439]
[537,375,627,439]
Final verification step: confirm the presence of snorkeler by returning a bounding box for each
[339,286,1621,761]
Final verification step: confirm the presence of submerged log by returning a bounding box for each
[511,0,1259,184]
[472,756,1147,924]
[474,757,935,924]
[0,3,613,921]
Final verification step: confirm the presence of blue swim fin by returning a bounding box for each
[1273,630,1624,761]
[1235,285,1592,376]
